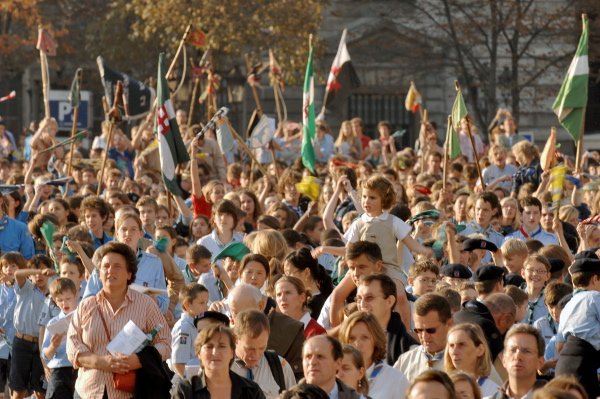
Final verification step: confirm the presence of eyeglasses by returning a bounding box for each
[414,327,438,335]
[525,268,547,275]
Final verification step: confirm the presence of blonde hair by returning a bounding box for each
[501,197,521,230]
[449,372,482,399]
[501,238,528,258]
[249,229,289,284]
[201,180,224,204]
[559,205,578,224]
[444,323,492,378]
[512,140,539,163]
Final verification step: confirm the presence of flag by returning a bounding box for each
[40,221,58,271]
[550,164,567,211]
[552,14,588,142]
[323,29,360,116]
[296,176,321,201]
[215,116,235,154]
[69,68,82,108]
[540,127,557,171]
[97,56,155,119]
[449,87,468,159]
[248,114,276,149]
[36,27,57,56]
[405,82,422,113]
[269,49,284,89]
[187,29,206,48]
[302,44,316,174]
[0,91,16,103]
[445,115,461,159]
[155,53,190,196]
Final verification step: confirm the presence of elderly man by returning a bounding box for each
[301,335,362,399]
[231,310,296,399]
[227,284,305,380]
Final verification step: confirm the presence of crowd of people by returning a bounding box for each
[0,105,599,399]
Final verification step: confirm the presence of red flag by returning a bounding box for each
[36,28,57,56]
[187,30,206,48]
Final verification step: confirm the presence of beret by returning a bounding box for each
[463,238,498,253]
[570,258,600,274]
[574,250,599,261]
[440,263,473,279]
[548,258,566,274]
[504,272,526,287]
[475,264,506,282]
[194,311,230,328]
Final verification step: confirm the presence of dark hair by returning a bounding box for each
[415,293,452,323]
[543,376,588,399]
[256,214,281,230]
[571,269,600,287]
[304,335,343,361]
[0,252,27,270]
[346,241,383,263]
[520,196,542,211]
[28,254,53,270]
[212,199,239,229]
[544,281,572,307]
[279,384,330,399]
[179,283,208,307]
[186,244,212,262]
[96,241,138,285]
[504,323,545,357]
[336,166,357,190]
[360,273,397,307]
[407,370,457,399]
[238,189,263,222]
[80,196,110,220]
[284,248,333,297]
[240,253,270,276]
[475,192,501,215]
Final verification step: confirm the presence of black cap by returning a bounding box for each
[193,311,230,328]
[440,263,472,279]
[569,258,600,274]
[463,238,498,253]
[504,272,526,287]
[474,265,506,282]
[548,258,566,274]
[574,250,599,261]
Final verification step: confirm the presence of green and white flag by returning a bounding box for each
[69,68,82,108]
[155,52,190,196]
[552,14,588,142]
[450,86,468,159]
[302,44,316,174]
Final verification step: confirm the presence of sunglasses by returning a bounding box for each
[414,327,438,335]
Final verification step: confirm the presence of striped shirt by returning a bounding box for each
[66,287,171,399]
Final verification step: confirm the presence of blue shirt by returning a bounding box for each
[84,252,169,313]
[0,216,35,259]
[38,293,60,328]
[460,222,505,263]
[0,284,16,359]
[313,134,334,163]
[41,311,72,368]
[171,313,198,365]
[90,230,112,250]
[557,290,600,350]
[13,279,47,336]
[506,227,559,246]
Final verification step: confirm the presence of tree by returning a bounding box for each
[124,0,324,83]
[399,0,597,131]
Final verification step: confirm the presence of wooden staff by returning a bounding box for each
[455,81,485,190]
[66,69,82,184]
[97,81,123,195]
[575,107,587,173]
[419,109,428,174]
[187,58,200,126]
[443,115,452,190]
[39,46,51,118]
[166,24,192,81]
[227,120,269,177]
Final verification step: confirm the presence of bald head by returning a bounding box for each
[229,284,262,319]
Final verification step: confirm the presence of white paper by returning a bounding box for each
[46,312,74,336]
[106,320,147,356]
[129,283,168,296]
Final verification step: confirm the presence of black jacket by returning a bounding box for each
[268,309,305,380]
[454,300,504,361]
[171,370,266,399]
[135,346,172,399]
[386,311,418,365]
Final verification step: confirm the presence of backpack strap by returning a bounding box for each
[264,350,285,393]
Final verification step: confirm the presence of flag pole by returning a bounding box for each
[166,24,192,81]
[443,115,452,190]
[455,81,485,190]
[227,120,269,177]
[187,58,200,126]
[97,81,123,196]
[66,69,82,184]
[38,25,51,119]
[419,109,428,174]
[575,107,586,173]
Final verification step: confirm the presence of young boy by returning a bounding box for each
[408,260,439,298]
[506,196,559,245]
[501,238,529,274]
[533,281,572,345]
[556,258,600,398]
[171,283,209,377]
[80,196,112,250]
[41,278,79,399]
[137,195,159,239]
[439,263,472,288]
[0,253,26,397]
[10,254,54,399]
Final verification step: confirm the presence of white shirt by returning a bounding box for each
[317,294,333,330]
[479,377,501,397]
[393,345,444,381]
[367,361,409,399]
[231,354,296,399]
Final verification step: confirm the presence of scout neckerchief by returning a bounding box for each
[421,346,444,368]
[518,226,542,239]
[368,360,385,384]
[477,376,488,387]
[547,313,557,335]
[526,286,545,325]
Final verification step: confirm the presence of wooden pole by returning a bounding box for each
[419,109,428,174]
[40,51,50,119]
[97,81,123,196]
[227,120,269,177]
[166,24,192,81]
[188,77,200,126]
[66,69,83,182]
[443,115,452,190]
[575,107,587,173]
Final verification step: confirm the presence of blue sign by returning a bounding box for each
[49,90,92,131]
